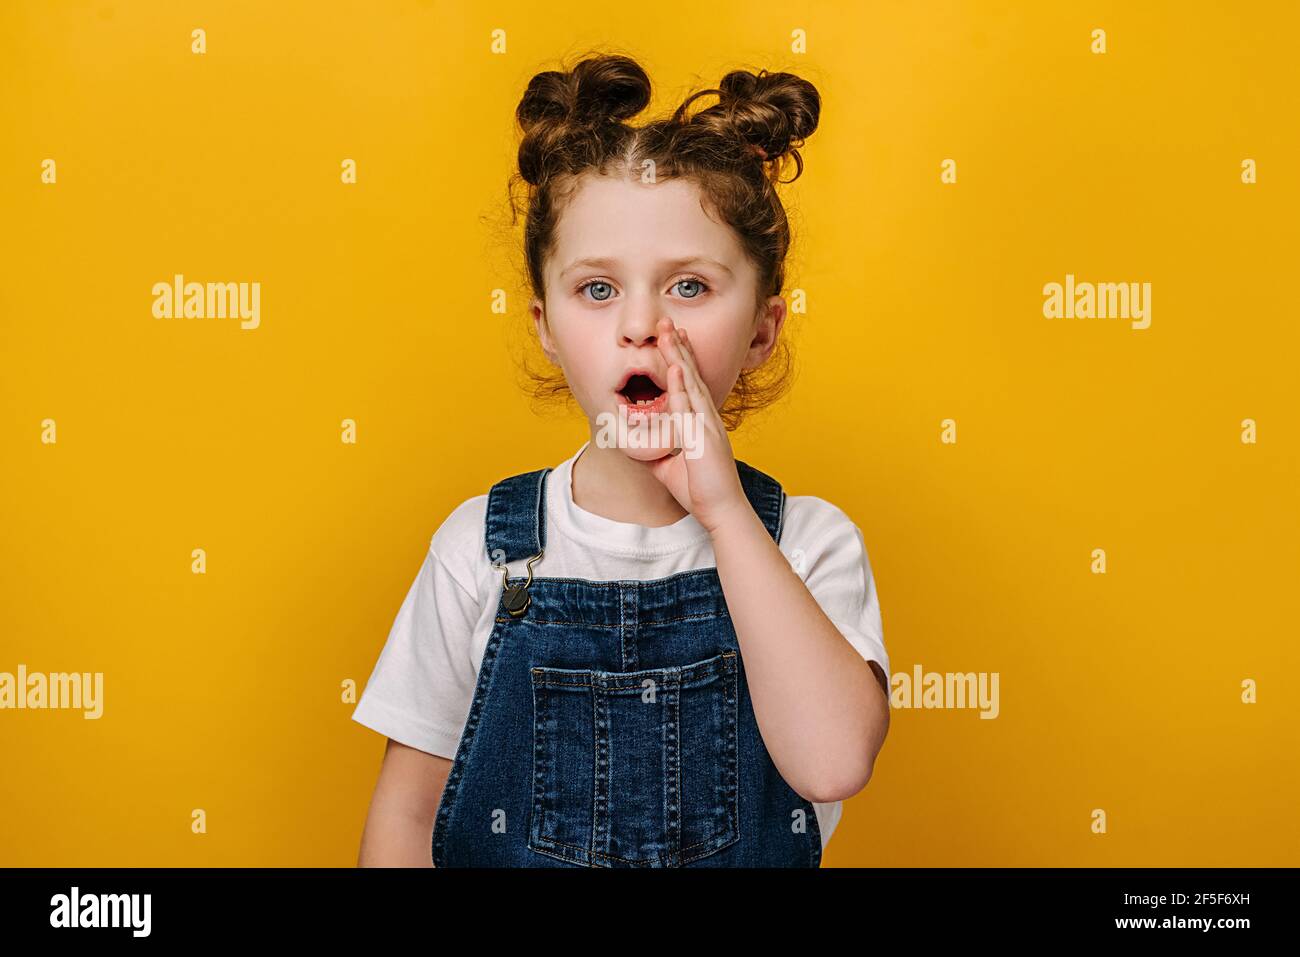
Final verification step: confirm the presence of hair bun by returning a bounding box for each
[516,55,651,183]
[517,54,651,130]
[681,68,820,174]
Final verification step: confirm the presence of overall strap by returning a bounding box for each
[483,458,786,566]
[735,459,786,545]
[484,467,551,566]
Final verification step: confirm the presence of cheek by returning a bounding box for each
[680,338,732,401]
[552,327,603,387]
[686,328,740,373]
[707,328,758,398]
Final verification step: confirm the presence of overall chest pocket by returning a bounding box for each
[527,651,740,867]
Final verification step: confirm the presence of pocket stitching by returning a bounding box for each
[528,652,739,867]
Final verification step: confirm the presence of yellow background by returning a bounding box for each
[1,0,1296,866]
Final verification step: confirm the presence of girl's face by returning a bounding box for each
[532,173,785,455]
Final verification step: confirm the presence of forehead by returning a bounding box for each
[549,173,746,277]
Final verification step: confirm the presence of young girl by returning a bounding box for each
[354,53,890,867]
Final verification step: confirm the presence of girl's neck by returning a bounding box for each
[571,439,689,528]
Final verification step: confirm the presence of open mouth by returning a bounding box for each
[616,370,668,414]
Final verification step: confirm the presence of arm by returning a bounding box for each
[357,738,452,867]
[648,320,889,806]
[710,503,890,805]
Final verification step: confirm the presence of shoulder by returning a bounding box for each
[779,494,876,572]
[426,494,491,595]
[426,462,556,582]
[780,494,863,541]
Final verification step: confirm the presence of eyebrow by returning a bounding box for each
[559,256,734,279]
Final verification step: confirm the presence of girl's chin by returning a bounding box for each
[585,409,680,460]
[621,445,678,463]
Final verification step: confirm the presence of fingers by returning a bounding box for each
[666,361,691,420]
[658,319,712,416]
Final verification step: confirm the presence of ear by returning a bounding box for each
[742,294,786,370]
[531,298,560,365]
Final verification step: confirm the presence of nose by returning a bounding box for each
[616,294,665,347]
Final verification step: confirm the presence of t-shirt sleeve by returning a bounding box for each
[785,498,890,691]
[351,502,487,759]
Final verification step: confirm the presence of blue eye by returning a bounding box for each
[674,278,708,299]
[576,276,710,302]
[580,280,614,302]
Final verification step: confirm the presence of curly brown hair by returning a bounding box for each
[506,52,821,430]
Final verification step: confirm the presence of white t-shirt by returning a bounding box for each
[352,440,890,853]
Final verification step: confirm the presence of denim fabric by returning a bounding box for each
[430,458,822,867]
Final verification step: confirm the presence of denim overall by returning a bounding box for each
[430,458,822,867]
